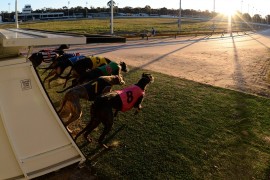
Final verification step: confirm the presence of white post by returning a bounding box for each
[8,3,11,19]
[68,1,70,18]
[110,0,114,34]
[15,0,18,28]
[178,0,181,33]
[85,1,88,18]
[240,0,243,30]
[212,0,215,31]
[241,0,243,14]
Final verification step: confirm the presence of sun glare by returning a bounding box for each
[219,5,237,17]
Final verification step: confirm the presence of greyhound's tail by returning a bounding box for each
[39,66,51,70]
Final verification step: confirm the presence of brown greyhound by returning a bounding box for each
[58,75,125,132]
[74,73,154,147]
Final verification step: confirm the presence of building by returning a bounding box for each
[22,4,32,14]
[18,5,64,21]
[88,12,111,18]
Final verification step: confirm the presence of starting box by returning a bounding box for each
[0,28,86,179]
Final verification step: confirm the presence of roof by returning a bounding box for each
[0,28,86,47]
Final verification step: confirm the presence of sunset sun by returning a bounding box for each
[219,5,237,17]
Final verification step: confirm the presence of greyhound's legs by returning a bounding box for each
[41,67,50,76]
[47,74,60,89]
[62,74,73,88]
[40,62,55,76]
[64,101,82,133]
[43,69,56,84]
[74,118,100,142]
[46,67,65,88]
[58,107,70,119]
[98,109,114,144]
[84,118,101,142]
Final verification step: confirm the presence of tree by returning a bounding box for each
[253,14,261,23]
[134,7,142,14]
[123,6,132,14]
[107,0,116,8]
[242,13,251,22]
[144,5,151,15]
[159,7,168,15]
[266,15,270,24]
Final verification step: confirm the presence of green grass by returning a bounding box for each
[39,67,270,179]
[0,17,252,36]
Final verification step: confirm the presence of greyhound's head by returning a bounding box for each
[111,74,125,85]
[28,52,43,68]
[58,44,70,50]
[135,73,154,91]
[142,72,154,84]
[101,74,125,86]
[120,61,128,73]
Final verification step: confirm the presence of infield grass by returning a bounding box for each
[0,17,252,36]
[39,67,270,179]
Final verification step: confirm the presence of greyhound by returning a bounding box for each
[58,75,125,132]
[58,61,128,93]
[74,73,154,147]
[28,44,69,68]
[42,53,81,88]
[60,56,112,88]
[43,55,113,89]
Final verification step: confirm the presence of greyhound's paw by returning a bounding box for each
[84,136,93,143]
[87,137,93,143]
[66,126,73,133]
[101,143,109,149]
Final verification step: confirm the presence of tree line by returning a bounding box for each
[1,4,269,24]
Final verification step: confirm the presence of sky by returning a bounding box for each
[0,0,269,16]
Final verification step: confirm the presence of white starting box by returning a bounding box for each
[0,29,87,180]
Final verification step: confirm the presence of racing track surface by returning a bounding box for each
[65,29,270,97]
[33,29,270,179]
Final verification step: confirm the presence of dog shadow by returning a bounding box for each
[78,124,127,160]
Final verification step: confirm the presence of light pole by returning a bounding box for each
[178,0,181,33]
[15,0,18,28]
[8,3,11,19]
[240,0,243,30]
[85,1,88,18]
[212,0,215,31]
[110,0,113,34]
[68,1,70,18]
[241,0,243,14]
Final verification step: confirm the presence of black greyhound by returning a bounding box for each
[60,56,112,88]
[74,73,154,147]
[44,55,113,89]
[28,44,69,68]
[42,53,81,89]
